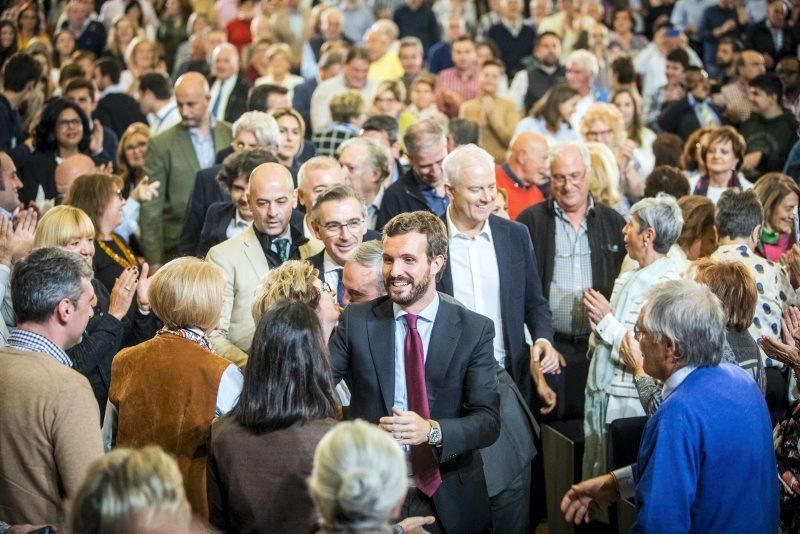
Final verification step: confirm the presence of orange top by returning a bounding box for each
[495,164,545,220]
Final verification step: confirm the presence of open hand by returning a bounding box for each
[561,473,620,525]
[583,289,613,325]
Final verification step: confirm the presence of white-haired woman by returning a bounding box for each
[581,195,684,482]
[309,420,434,533]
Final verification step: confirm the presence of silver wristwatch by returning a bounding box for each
[427,419,442,446]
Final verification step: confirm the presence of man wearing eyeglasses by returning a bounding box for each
[516,141,626,422]
[307,184,380,306]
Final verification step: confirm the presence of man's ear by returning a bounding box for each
[54,298,73,326]
[431,254,445,276]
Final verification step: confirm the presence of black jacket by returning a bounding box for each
[657,95,727,141]
[745,20,798,65]
[516,198,626,303]
[95,92,148,139]
[377,168,437,230]
[209,72,250,123]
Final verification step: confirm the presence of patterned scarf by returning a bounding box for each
[157,327,214,352]
[692,172,742,197]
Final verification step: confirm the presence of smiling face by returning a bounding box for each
[446,162,497,228]
[770,192,799,235]
[314,197,367,265]
[123,132,148,169]
[276,114,302,161]
[230,174,252,220]
[478,64,503,95]
[382,231,442,307]
[612,92,635,128]
[62,234,95,265]
[55,108,84,149]
[411,81,435,109]
[550,146,590,213]
[0,152,22,213]
[312,277,341,327]
[64,277,95,349]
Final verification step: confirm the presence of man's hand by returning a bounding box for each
[379,407,432,446]
[561,473,620,525]
[532,340,562,375]
[396,516,436,534]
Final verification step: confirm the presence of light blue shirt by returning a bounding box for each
[392,293,439,413]
[670,0,717,32]
[189,119,217,170]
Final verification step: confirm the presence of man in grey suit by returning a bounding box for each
[329,211,500,533]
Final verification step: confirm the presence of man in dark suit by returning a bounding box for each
[435,144,551,532]
[62,1,106,58]
[208,44,250,124]
[377,120,449,230]
[330,211,500,533]
[180,110,281,256]
[658,66,726,141]
[744,1,796,70]
[306,184,380,304]
[516,141,626,421]
[92,58,147,139]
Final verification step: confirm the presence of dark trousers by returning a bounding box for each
[542,333,591,422]
[490,464,531,533]
[401,487,445,534]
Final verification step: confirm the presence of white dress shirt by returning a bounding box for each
[225,209,251,240]
[209,76,238,122]
[322,251,343,292]
[446,210,507,367]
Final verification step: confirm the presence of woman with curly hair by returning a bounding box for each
[690,125,753,204]
[680,126,715,181]
[581,102,644,200]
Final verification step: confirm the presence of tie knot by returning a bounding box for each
[404,313,419,331]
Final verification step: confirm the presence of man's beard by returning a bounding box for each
[386,271,431,307]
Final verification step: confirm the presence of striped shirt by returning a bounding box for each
[7,328,73,367]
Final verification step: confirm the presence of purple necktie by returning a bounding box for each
[403,313,442,497]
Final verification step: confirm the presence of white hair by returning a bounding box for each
[309,420,407,531]
[297,156,343,192]
[232,111,281,152]
[566,49,599,78]
[443,144,495,187]
[630,193,684,254]
[549,140,591,170]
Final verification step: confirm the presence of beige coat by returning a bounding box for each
[459,96,520,163]
[0,348,103,524]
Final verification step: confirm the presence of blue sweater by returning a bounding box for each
[633,364,778,533]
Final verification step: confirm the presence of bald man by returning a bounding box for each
[207,162,315,367]
[496,133,548,219]
[209,43,251,123]
[364,20,404,82]
[140,72,233,265]
[55,154,95,203]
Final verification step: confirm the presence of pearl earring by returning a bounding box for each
[644,242,649,248]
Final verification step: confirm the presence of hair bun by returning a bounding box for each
[337,467,381,514]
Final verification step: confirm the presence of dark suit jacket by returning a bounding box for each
[95,92,148,139]
[377,168,434,230]
[197,201,236,257]
[209,72,250,123]
[657,96,727,141]
[745,20,797,65]
[438,214,553,407]
[329,293,500,533]
[19,149,105,204]
[180,165,226,256]
[516,198,626,304]
[292,78,317,140]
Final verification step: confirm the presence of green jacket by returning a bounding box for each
[140,121,232,264]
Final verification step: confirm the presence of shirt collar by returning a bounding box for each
[156,98,177,120]
[553,196,594,221]
[662,365,697,400]
[323,250,343,271]
[102,83,125,97]
[446,207,492,242]
[233,208,249,227]
[392,292,440,323]
[371,185,385,209]
[0,207,13,221]
[7,328,73,367]
[189,115,216,138]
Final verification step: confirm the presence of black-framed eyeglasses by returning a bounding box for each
[321,219,364,235]
[551,170,585,185]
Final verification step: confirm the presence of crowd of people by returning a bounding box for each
[1,0,800,531]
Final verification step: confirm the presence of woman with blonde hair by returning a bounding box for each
[116,122,151,195]
[371,79,406,118]
[104,257,244,520]
[580,102,644,200]
[587,141,628,217]
[309,420,418,534]
[122,37,165,96]
[255,43,304,96]
[753,173,800,262]
[106,15,143,64]
[33,205,158,417]
[69,446,192,533]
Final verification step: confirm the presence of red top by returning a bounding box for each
[495,164,545,220]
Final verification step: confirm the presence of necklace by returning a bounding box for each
[96,234,138,269]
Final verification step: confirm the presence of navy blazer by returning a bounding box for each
[196,201,236,257]
[376,168,434,230]
[209,72,250,123]
[657,96,727,140]
[292,78,317,140]
[95,92,147,139]
[330,293,500,533]
[437,214,553,407]
[179,165,226,256]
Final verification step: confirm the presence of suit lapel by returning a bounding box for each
[367,299,396,413]
[177,128,200,170]
[241,227,270,277]
[438,213,454,295]
[490,217,512,348]
[426,296,460,411]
